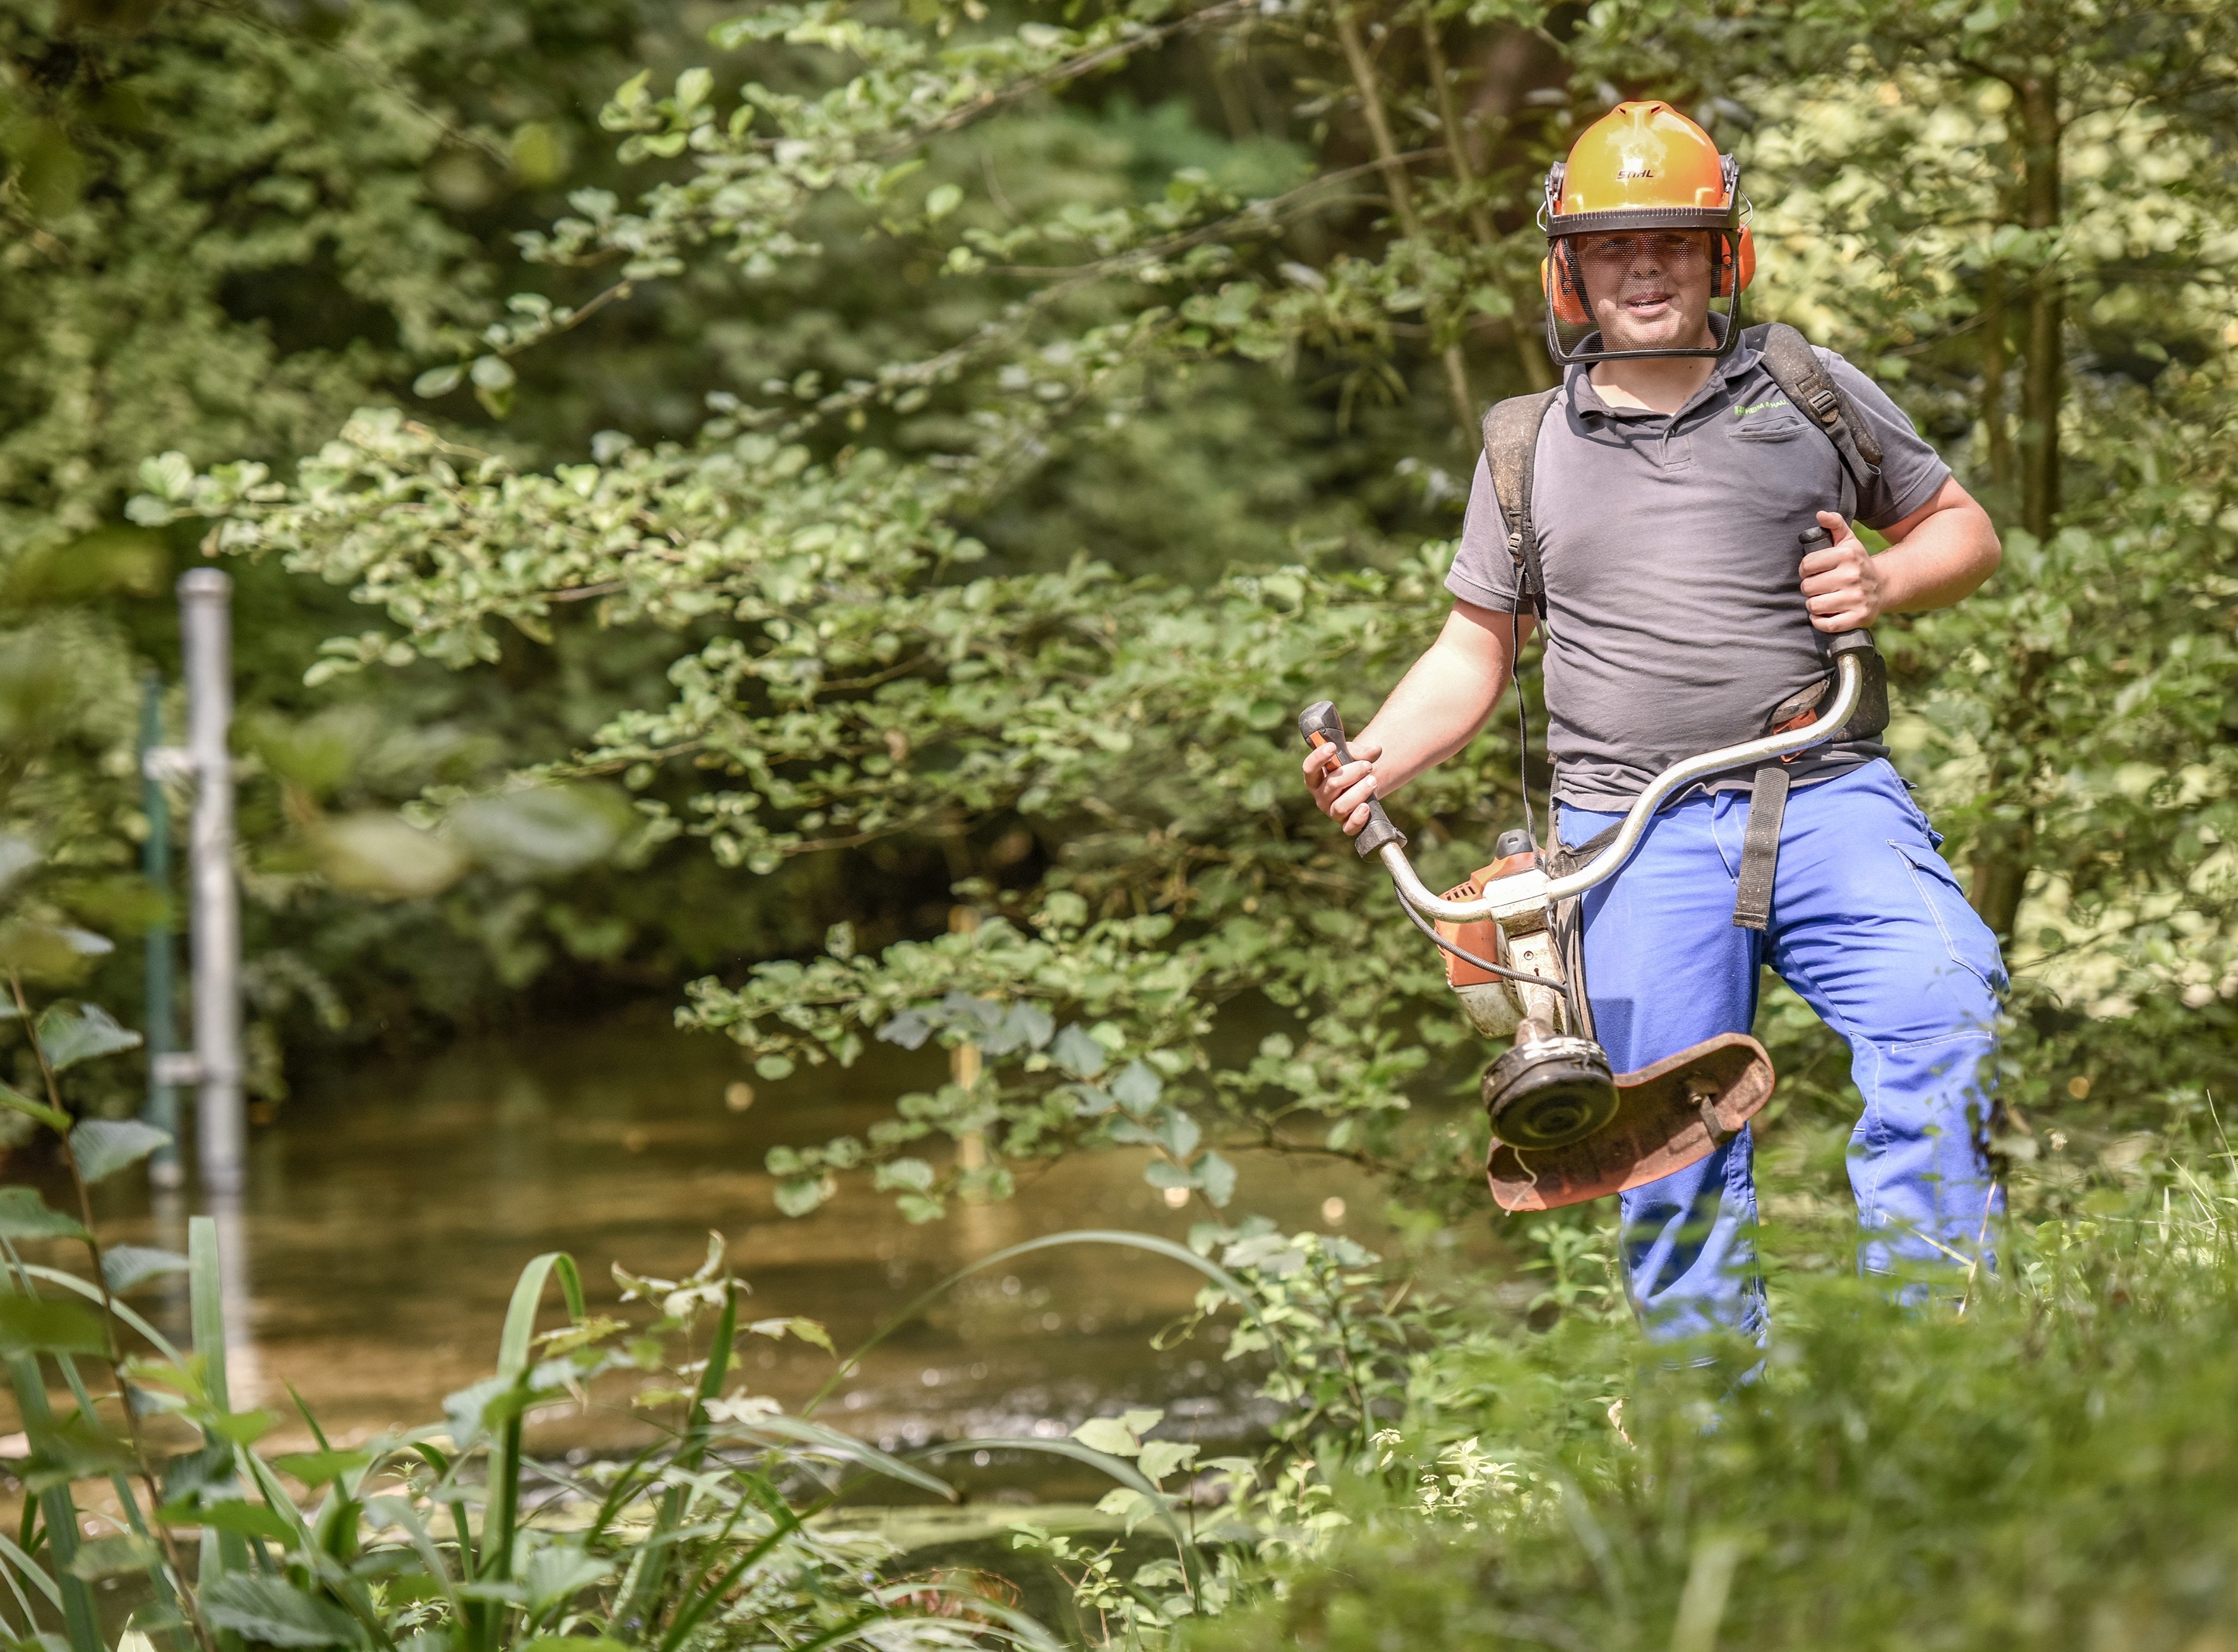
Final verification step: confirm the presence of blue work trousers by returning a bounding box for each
[1557,758,2006,1339]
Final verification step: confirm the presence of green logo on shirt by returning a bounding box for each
[1733,397,1791,419]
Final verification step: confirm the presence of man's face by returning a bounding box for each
[1575,231,1718,353]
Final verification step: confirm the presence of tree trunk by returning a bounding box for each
[1968,811,2035,945]
[1421,13,1553,395]
[1336,7,1477,440]
[1968,70,2062,943]
[1980,263,2012,489]
[2016,70,2061,540]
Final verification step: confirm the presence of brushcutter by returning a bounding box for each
[1301,625,1875,1212]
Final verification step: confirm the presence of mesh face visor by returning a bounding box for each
[1539,156,1754,367]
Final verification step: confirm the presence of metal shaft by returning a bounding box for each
[1380,652,1865,924]
[179,570,243,1196]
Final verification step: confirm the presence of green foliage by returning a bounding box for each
[105,0,2229,1218]
[1188,1136,2238,1651]
[11,4,2238,1639]
[0,985,1141,1652]
[0,0,881,1074]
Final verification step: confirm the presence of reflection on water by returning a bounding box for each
[29,1005,1391,1479]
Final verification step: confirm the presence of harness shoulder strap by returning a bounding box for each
[1751,322,1884,516]
[1479,388,1562,618]
[1542,823,1618,1043]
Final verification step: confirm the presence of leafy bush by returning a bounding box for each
[112,0,2234,1233]
[1189,1132,2238,1651]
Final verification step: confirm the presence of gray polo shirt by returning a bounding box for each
[1445,330,1950,809]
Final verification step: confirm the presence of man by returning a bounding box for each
[1302,102,2007,1337]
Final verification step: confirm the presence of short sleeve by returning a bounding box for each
[1819,350,1953,529]
[1445,453,1526,613]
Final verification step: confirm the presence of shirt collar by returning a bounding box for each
[1563,316,1761,420]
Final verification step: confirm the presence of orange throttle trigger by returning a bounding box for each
[1299,701,1407,858]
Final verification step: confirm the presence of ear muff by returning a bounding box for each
[1540,242,1592,327]
[1714,225,1756,298]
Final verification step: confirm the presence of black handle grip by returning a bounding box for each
[1799,525,1874,655]
[1298,700,1406,858]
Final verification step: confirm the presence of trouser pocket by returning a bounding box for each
[1889,839,2009,996]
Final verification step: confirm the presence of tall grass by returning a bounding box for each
[1188,1128,2238,1650]
[15,969,2238,1652]
[0,991,1284,1652]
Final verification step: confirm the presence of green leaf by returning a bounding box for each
[309,813,469,900]
[445,786,633,880]
[469,355,517,392]
[102,1245,189,1293]
[925,183,962,221]
[0,1082,71,1132]
[0,923,111,982]
[0,1297,106,1356]
[783,1317,834,1355]
[877,1011,932,1050]
[35,1003,140,1071]
[200,1574,360,1648]
[270,1449,371,1486]
[204,1409,275,1446]
[1134,1439,1199,1483]
[0,1187,88,1242]
[774,1176,828,1217]
[1050,1024,1107,1078]
[412,364,464,398]
[20,1413,135,1492]
[1110,1060,1162,1110]
[1070,1409,1161,1457]
[522,1547,613,1612]
[69,1119,171,1183]
[0,834,39,897]
[1196,1150,1237,1209]
[160,1499,297,1543]
[872,1156,934,1193]
[62,1533,160,1581]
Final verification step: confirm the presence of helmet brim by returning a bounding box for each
[1543,204,1740,237]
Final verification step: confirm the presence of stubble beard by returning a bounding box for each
[1592,282,1716,356]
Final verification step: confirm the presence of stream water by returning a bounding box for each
[20,1005,1397,1495]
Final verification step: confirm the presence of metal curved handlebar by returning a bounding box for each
[1378,651,1864,925]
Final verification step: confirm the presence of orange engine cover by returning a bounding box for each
[1435,851,1536,985]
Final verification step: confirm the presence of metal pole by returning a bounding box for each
[138,673,183,1189]
[178,570,243,1197]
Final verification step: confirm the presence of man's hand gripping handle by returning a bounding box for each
[1298,701,1407,858]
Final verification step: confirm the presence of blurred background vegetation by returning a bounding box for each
[4,0,2220,1132]
[1,0,2235,1638]
[5,0,2228,1171]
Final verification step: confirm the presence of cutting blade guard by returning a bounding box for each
[1486,1032,1774,1211]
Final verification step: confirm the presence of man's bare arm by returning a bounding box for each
[1301,601,1535,835]
[1802,477,2002,633]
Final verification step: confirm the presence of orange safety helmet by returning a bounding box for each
[1538,101,1754,363]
